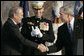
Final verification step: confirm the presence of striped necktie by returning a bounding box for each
[68,23,73,41]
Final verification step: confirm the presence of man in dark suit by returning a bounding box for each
[21,1,55,55]
[41,5,83,55]
[1,7,47,55]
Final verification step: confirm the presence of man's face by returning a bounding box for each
[60,8,68,23]
[14,9,23,24]
[33,8,44,18]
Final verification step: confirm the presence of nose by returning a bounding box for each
[22,16,23,18]
[37,10,40,13]
[22,14,23,18]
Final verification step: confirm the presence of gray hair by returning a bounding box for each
[8,7,23,18]
[61,5,74,16]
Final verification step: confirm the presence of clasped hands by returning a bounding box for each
[38,44,48,52]
[31,26,43,38]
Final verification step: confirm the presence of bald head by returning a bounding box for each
[8,7,23,24]
[8,7,23,18]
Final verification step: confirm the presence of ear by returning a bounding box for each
[68,14,72,21]
[67,14,69,18]
[13,13,16,18]
[14,13,18,19]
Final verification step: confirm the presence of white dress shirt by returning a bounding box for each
[11,18,17,25]
[67,17,75,31]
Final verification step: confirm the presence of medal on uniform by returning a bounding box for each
[40,22,49,31]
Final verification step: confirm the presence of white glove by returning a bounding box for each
[35,26,43,38]
[31,26,43,38]
[38,32,43,38]
[34,26,40,35]
[31,26,36,37]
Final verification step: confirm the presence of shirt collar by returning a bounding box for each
[35,16,43,20]
[70,17,74,26]
[67,17,75,30]
[11,18,17,25]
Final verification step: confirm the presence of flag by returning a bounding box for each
[18,1,29,27]
[52,9,56,19]
[20,1,29,19]
[74,1,83,15]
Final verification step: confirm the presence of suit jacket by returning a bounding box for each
[48,18,83,55]
[1,18,38,55]
[21,16,55,55]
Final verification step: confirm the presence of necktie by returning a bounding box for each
[68,23,73,41]
[68,23,77,54]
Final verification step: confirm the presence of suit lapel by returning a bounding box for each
[65,23,70,36]
[73,19,80,42]
[8,18,19,29]
[64,23,72,42]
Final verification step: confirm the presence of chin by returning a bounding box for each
[36,16,41,18]
[18,21,21,24]
[19,21,21,23]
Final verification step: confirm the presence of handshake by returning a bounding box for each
[37,44,49,52]
[31,26,43,38]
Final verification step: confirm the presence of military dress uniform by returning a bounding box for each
[21,16,55,55]
[21,1,54,55]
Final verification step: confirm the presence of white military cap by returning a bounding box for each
[31,1,46,9]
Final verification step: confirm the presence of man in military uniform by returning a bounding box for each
[21,1,55,55]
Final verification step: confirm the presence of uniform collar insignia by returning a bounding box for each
[35,16,44,20]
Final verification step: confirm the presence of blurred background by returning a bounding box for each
[1,1,75,25]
